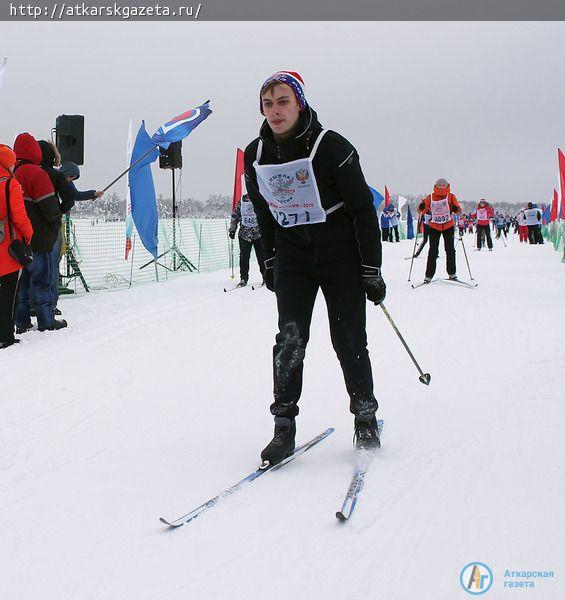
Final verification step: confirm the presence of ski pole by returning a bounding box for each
[230,238,234,279]
[378,303,431,385]
[408,216,422,282]
[458,234,475,280]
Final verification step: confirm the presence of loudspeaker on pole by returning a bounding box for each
[56,114,85,165]
[159,140,182,170]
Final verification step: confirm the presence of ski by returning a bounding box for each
[224,286,245,292]
[159,427,334,528]
[336,420,384,523]
[439,278,478,288]
[410,279,437,289]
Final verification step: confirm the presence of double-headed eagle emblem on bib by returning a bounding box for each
[296,169,309,185]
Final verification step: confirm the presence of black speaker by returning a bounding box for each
[159,140,182,170]
[56,114,84,165]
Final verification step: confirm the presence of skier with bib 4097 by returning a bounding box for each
[244,71,386,467]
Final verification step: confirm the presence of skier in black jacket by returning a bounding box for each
[244,71,386,465]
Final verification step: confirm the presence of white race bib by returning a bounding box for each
[240,199,258,228]
[430,197,451,225]
[253,130,343,228]
[477,207,488,221]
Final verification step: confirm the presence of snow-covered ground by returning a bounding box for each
[1,234,564,600]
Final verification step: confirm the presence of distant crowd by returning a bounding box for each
[380,198,545,251]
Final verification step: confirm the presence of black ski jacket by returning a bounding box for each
[244,107,381,268]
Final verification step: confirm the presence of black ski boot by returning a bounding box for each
[261,417,296,467]
[38,319,68,332]
[354,416,381,451]
[16,322,34,334]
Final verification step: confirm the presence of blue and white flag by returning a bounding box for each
[369,185,384,212]
[129,121,160,258]
[151,100,212,149]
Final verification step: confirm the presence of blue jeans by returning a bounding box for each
[50,229,63,309]
[15,251,54,330]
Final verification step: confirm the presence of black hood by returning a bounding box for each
[38,140,57,168]
[259,106,323,160]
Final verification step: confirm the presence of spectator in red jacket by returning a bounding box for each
[0,144,33,349]
[418,177,462,282]
[12,133,67,333]
[474,199,495,251]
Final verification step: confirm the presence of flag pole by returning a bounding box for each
[102,145,156,193]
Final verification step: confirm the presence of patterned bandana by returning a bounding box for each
[260,71,307,114]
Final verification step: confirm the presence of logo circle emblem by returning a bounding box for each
[460,562,493,595]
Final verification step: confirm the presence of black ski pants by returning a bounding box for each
[270,255,378,420]
[238,237,265,281]
[527,225,544,244]
[476,224,493,250]
[0,271,20,344]
[426,227,456,278]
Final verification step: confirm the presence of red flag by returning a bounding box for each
[550,189,559,222]
[232,148,245,211]
[384,186,391,207]
[559,149,565,220]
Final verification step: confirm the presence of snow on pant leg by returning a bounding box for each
[271,263,318,418]
[238,237,252,280]
[14,266,32,327]
[28,252,54,329]
[252,238,266,277]
[443,227,456,275]
[50,229,63,309]
[319,259,378,419]
[0,271,20,343]
[425,227,442,279]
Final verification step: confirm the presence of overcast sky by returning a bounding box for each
[1,21,564,206]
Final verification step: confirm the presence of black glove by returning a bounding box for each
[228,231,235,239]
[418,202,426,211]
[361,266,386,304]
[263,256,276,292]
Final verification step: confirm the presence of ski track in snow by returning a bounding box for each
[1,237,564,600]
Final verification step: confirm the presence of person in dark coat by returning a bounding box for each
[244,71,386,465]
[228,193,265,286]
[38,141,75,315]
